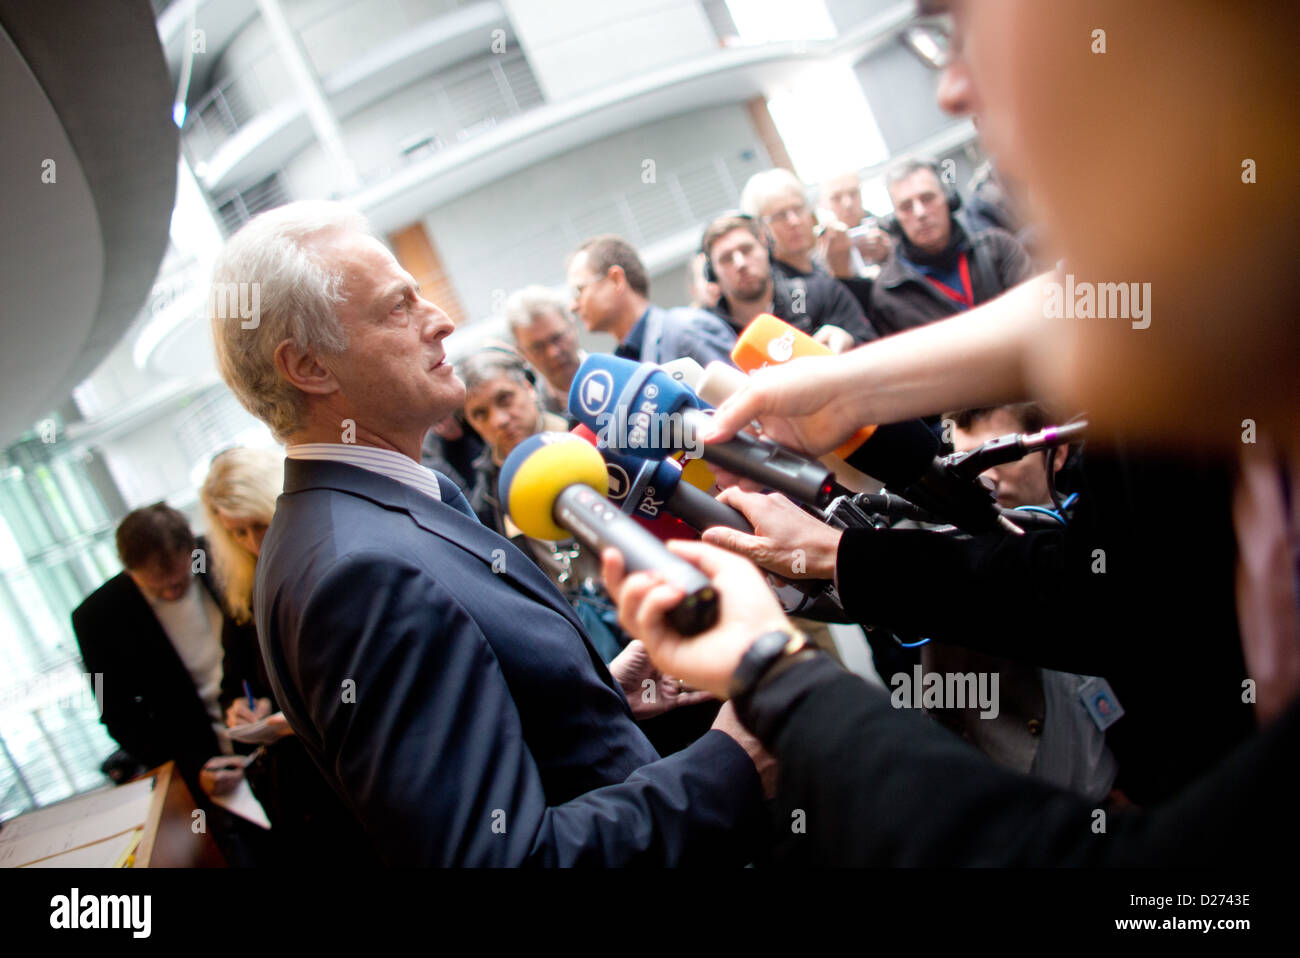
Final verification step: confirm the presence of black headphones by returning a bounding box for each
[878,160,962,236]
[700,210,775,284]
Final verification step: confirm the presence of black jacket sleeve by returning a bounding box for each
[831,445,1255,803]
[836,447,1242,676]
[736,653,1298,865]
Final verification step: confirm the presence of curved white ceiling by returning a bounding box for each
[0,23,104,441]
[0,1,178,446]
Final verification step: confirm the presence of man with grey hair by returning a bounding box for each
[870,156,1031,337]
[208,200,771,866]
[504,285,583,419]
[740,167,871,282]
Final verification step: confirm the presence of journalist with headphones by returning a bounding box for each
[869,156,1033,337]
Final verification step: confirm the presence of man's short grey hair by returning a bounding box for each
[883,156,945,193]
[504,286,575,336]
[209,200,370,442]
[454,347,534,396]
[739,168,807,218]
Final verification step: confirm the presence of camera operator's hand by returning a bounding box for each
[816,222,854,279]
[601,540,791,700]
[701,355,868,457]
[701,487,842,581]
[854,226,892,264]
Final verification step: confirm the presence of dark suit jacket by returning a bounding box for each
[254,457,765,866]
[71,550,226,786]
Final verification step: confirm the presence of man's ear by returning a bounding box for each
[273,339,339,396]
[607,264,626,293]
[1051,442,1070,475]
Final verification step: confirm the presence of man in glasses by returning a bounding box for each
[505,285,585,421]
[565,234,738,368]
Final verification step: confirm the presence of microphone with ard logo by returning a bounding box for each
[568,353,841,508]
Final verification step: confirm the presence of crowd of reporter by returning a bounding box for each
[67,0,1297,867]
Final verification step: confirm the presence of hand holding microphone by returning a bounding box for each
[718,315,1013,535]
[701,487,844,582]
[499,433,719,635]
[568,354,841,508]
[602,539,793,701]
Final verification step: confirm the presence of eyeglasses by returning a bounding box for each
[900,14,956,70]
[761,203,810,225]
[521,329,574,354]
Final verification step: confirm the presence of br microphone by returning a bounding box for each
[568,353,840,508]
[571,424,753,534]
[498,433,719,635]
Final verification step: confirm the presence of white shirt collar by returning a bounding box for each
[286,443,442,502]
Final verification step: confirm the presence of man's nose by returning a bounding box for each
[419,297,454,338]
[936,58,974,117]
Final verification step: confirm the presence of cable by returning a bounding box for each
[1016,505,1066,525]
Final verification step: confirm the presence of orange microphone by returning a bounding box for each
[730,314,877,460]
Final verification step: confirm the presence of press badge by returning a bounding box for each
[1079,677,1124,731]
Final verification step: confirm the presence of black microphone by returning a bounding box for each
[843,417,1018,535]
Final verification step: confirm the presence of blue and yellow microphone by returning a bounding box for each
[498,432,719,636]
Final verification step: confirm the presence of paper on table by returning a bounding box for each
[0,778,155,868]
[210,778,272,829]
[23,829,141,868]
[0,777,154,840]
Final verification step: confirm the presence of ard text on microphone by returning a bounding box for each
[579,373,704,459]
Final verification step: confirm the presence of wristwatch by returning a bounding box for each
[728,627,816,702]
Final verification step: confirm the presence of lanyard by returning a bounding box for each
[921,252,973,308]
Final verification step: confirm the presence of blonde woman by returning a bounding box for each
[201,446,279,628]
[199,447,375,864]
